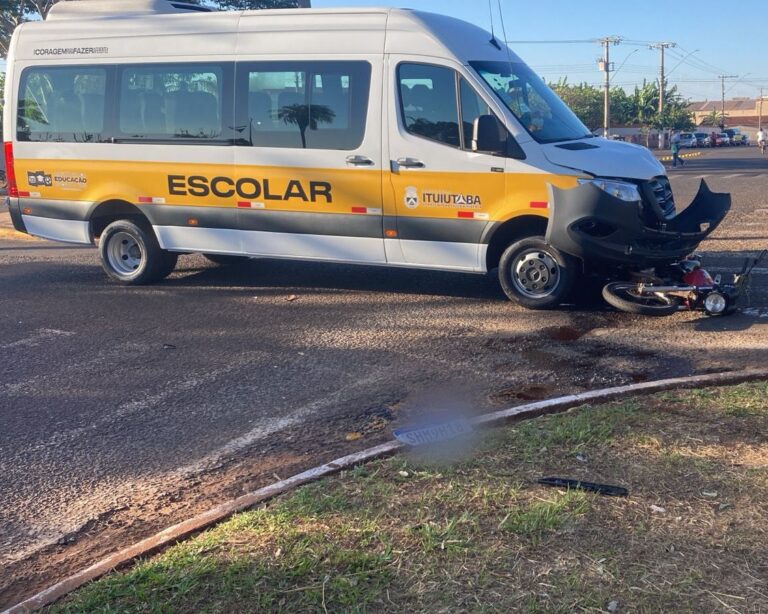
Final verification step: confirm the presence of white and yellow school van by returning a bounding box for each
[3,0,728,308]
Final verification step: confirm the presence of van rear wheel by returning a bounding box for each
[99,219,177,285]
[498,237,576,309]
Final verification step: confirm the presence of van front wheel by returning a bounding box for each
[99,219,177,285]
[498,237,576,309]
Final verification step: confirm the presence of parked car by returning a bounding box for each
[693,132,710,147]
[717,133,731,146]
[676,132,697,148]
[724,129,746,146]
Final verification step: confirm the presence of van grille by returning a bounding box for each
[644,176,676,220]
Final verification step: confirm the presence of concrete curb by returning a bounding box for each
[5,368,768,613]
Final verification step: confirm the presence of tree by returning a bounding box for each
[550,79,603,131]
[1,0,56,57]
[609,86,634,127]
[277,103,334,149]
[548,80,636,132]
[701,109,726,129]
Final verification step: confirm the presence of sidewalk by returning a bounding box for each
[48,381,768,613]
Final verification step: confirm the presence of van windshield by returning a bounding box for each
[470,60,593,144]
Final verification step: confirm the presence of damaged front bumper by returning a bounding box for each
[546,180,731,266]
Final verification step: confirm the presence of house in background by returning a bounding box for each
[688,97,768,140]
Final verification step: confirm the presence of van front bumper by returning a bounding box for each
[545,180,730,267]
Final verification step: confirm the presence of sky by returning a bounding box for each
[314,0,768,102]
[2,0,765,101]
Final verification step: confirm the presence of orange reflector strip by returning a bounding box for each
[187,218,199,226]
[22,207,32,215]
[385,229,397,238]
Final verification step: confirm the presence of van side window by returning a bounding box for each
[17,66,107,143]
[117,64,225,141]
[398,63,460,147]
[237,61,371,150]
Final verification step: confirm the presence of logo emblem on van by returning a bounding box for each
[27,171,52,187]
[404,186,419,209]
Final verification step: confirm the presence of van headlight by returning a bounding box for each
[578,178,641,202]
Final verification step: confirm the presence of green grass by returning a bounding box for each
[49,381,768,613]
[500,399,641,461]
[500,490,590,541]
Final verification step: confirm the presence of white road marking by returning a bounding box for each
[1,328,75,350]
[175,370,390,477]
[13,352,271,455]
[720,173,744,179]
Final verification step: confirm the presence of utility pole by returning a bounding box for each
[759,87,764,131]
[597,36,621,138]
[649,42,675,150]
[718,74,738,130]
[649,42,676,115]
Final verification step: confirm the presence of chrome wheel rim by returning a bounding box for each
[511,250,560,298]
[107,231,143,277]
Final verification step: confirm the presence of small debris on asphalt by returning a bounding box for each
[576,453,588,463]
[286,295,299,302]
[650,505,666,514]
[345,432,362,441]
[162,344,176,350]
[398,470,410,478]
[718,503,733,512]
[607,600,619,613]
[701,490,718,498]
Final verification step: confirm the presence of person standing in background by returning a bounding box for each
[671,132,684,167]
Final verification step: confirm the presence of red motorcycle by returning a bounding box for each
[602,251,766,317]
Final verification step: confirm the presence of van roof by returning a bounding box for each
[11,6,522,65]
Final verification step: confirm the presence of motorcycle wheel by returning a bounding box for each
[602,282,683,316]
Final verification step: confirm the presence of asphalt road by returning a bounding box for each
[1,146,767,607]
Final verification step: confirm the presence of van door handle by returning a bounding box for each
[346,155,375,166]
[396,157,425,169]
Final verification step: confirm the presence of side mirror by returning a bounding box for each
[472,114,504,153]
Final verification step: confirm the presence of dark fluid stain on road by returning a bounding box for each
[543,325,589,342]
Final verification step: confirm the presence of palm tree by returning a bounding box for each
[630,81,658,147]
[702,109,726,129]
[277,103,335,149]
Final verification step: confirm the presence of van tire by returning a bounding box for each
[99,219,177,285]
[203,253,250,266]
[498,237,576,309]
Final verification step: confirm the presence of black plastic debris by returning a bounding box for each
[537,477,628,497]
